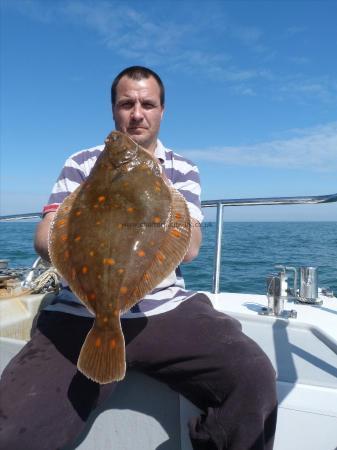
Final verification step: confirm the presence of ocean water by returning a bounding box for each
[0,221,336,295]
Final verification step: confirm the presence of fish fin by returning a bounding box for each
[121,187,191,312]
[48,188,79,283]
[77,319,126,383]
[48,187,96,313]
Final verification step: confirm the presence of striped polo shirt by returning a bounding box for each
[43,138,203,318]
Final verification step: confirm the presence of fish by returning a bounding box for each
[48,131,191,384]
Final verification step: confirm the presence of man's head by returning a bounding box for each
[111,66,165,154]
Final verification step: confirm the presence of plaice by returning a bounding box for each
[48,131,191,383]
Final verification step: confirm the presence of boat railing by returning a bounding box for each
[201,193,337,294]
[1,193,336,295]
[0,212,41,221]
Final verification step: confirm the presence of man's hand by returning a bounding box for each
[34,212,56,262]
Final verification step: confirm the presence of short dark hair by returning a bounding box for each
[111,66,165,106]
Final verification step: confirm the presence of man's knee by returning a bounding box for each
[0,422,78,450]
[0,427,46,450]
[231,340,277,414]
[213,333,277,410]
[244,350,277,407]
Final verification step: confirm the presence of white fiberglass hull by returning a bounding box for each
[1,291,336,450]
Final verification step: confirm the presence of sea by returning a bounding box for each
[0,221,336,295]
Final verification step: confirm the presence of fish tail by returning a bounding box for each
[77,320,126,384]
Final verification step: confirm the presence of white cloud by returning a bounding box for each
[277,75,337,103]
[228,24,267,53]
[182,122,337,172]
[2,0,58,23]
[61,1,192,59]
[284,26,306,37]
[4,1,265,75]
[289,56,310,65]
[4,1,337,104]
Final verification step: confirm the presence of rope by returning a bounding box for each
[31,267,60,293]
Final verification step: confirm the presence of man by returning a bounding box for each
[0,67,277,450]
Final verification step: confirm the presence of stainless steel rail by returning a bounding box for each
[201,193,337,294]
[1,193,336,294]
[0,212,41,221]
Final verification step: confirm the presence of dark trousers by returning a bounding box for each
[0,294,277,450]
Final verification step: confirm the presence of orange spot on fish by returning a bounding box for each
[120,287,128,294]
[150,241,155,246]
[127,207,134,213]
[74,236,81,242]
[93,204,99,209]
[155,186,161,192]
[103,317,108,323]
[170,229,181,238]
[61,234,68,241]
[117,268,124,274]
[175,213,182,220]
[97,274,102,280]
[113,310,119,316]
[56,219,67,228]
[110,339,116,349]
[156,252,165,263]
[75,210,82,216]
[96,221,101,225]
[64,250,69,260]
[82,266,89,274]
[108,302,113,308]
[89,251,95,256]
[155,180,161,186]
[103,258,115,265]
[95,338,101,348]
[117,224,123,229]
[153,216,161,223]
[137,250,145,257]
[88,293,96,301]
[98,195,106,203]
[123,182,129,187]
[143,273,150,281]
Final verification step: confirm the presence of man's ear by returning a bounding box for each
[112,106,115,121]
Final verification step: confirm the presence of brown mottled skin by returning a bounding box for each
[48,131,191,383]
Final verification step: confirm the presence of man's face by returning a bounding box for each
[113,75,164,154]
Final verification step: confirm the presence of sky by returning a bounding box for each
[1,0,337,221]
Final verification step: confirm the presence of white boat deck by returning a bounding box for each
[1,291,337,449]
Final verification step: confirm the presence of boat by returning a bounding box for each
[0,192,337,450]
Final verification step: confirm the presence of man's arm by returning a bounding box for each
[34,212,56,262]
[183,218,202,262]
[160,165,202,263]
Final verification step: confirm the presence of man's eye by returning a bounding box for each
[119,102,133,109]
[142,103,155,109]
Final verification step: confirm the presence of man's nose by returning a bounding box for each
[131,103,143,121]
